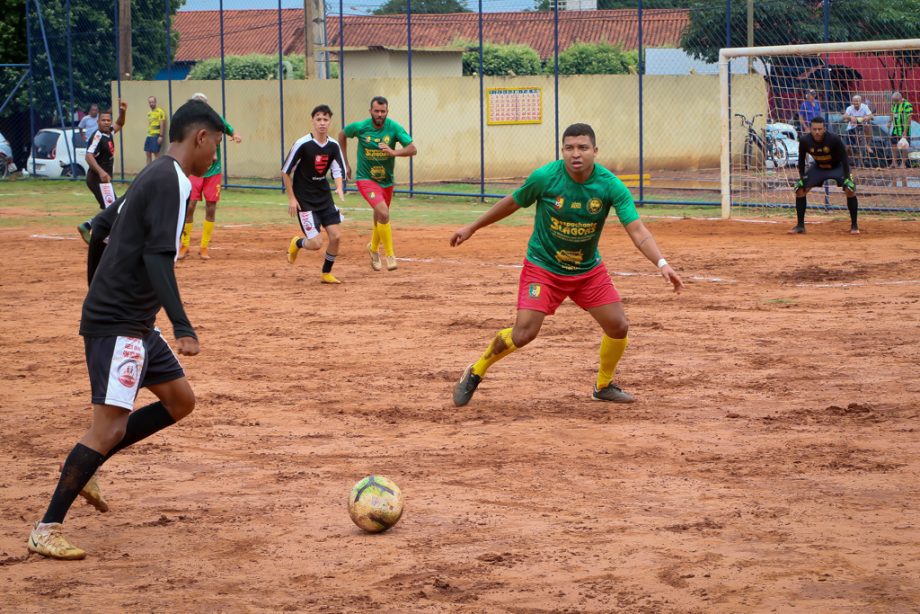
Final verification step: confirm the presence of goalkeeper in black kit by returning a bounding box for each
[791,116,859,235]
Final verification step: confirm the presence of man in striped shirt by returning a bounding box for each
[890,92,913,170]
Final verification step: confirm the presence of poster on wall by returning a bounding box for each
[486,87,542,125]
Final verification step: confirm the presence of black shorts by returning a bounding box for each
[84,328,184,410]
[86,171,105,209]
[296,203,342,240]
[803,165,849,190]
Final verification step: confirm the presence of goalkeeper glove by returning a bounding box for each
[843,176,856,192]
[794,178,805,190]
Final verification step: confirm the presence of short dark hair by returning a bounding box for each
[562,123,596,146]
[100,109,112,118]
[810,115,825,125]
[89,103,99,110]
[169,99,225,143]
[311,104,333,118]
[370,96,388,108]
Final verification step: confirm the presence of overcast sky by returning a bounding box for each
[180,0,534,15]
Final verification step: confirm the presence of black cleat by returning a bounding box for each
[788,225,806,235]
[591,383,635,403]
[850,225,860,235]
[453,364,481,407]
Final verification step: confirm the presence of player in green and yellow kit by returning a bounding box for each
[338,96,417,272]
[450,123,684,406]
[179,93,242,260]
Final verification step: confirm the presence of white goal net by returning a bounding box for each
[719,39,920,218]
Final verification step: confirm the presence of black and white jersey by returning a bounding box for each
[86,129,115,175]
[282,134,346,210]
[81,156,194,339]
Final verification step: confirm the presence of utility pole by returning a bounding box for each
[746,0,754,73]
[119,0,132,79]
[304,0,326,78]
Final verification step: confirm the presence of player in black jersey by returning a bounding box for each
[77,101,127,244]
[28,99,226,560]
[792,116,859,235]
[283,104,347,284]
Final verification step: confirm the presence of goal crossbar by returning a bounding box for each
[719,39,920,218]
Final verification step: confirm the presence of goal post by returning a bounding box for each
[720,39,920,219]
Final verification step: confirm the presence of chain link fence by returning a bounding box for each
[3,0,917,208]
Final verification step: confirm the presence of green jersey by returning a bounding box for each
[891,100,913,137]
[343,117,412,188]
[202,117,235,178]
[512,160,640,276]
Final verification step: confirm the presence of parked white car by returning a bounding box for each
[0,132,15,178]
[765,122,799,168]
[24,128,88,178]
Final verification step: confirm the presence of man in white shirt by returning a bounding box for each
[844,95,874,162]
[78,104,100,144]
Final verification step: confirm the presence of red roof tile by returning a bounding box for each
[174,9,689,63]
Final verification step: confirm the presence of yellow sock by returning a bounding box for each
[181,222,193,248]
[471,328,517,378]
[370,222,380,252]
[596,335,628,390]
[201,220,215,248]
[378,222,395,257]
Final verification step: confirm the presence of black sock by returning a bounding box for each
[322,252,336,273]
[846,196,858,227]
[82,220,92,230]
[105,401,176,460]
[795,196,807,226]
[296,238,304,249]
[42,443,105,524]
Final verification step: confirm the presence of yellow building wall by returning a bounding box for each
[112,75,766,180]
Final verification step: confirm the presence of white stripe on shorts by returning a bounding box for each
[298,210,320,239]
[104,336,146,410]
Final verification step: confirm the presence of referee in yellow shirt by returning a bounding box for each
[144,96,167,166]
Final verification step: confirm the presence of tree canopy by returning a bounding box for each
[374,0,469,15]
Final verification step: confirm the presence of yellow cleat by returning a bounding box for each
[367,243,382,271]
[79,473,109,513]
[177,245,189,260]
[28,522,86,560]
[321,273,342,284]
[288,236,300,264]
[386,255,398,271]
[199,247,211,260]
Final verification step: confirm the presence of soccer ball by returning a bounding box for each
[897,137,910,151]
[348,475,404,533]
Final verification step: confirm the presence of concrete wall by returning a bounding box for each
[112,74,766,180]
[342,50,463,78]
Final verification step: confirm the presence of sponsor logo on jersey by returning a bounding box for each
[528,283,541,299]
[588,198,602,214]
[383,136,391,144]
[117,359,139,388]
[571,201,582,209]
[553,196,565,210]
[554,249,584,265]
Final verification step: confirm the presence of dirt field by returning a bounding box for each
[1,217,918,613]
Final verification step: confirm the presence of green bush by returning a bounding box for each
[556,42,638,75]
[462,43,542,77]
[187,54,307,80]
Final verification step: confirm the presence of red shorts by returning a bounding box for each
[355,180,393,209]
[190,174,222,203]
[517,259,620,315]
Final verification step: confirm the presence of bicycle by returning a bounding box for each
[735,113,789,170]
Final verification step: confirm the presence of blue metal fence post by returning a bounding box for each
[407,0,414,196]
[478,0,484,201]
[115,0,124,182]
[823,0,829,42]
[553,0,559,158]
[339,0,344,122]
[166,0,173,116]
[34,0,75,174]
[66,0,75,179]
[725,0,732,210]
[638,0,644,205]
[277,0,285,188]
[220,0,228,187]
[26,1,35,177]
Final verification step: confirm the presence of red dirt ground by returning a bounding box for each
[1,217,918,613]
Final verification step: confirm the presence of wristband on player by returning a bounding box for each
[657,258,668,269]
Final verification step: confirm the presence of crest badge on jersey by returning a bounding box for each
[315,154,329,174]
[553,196,565,210]
[588,198,602,214]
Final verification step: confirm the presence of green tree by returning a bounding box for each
[462,43,542,76]
[188,54,306,80]
[556,42,638,74]
[373,0,469,14]
[0,0,26,65]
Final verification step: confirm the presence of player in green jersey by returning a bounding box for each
[338,96,417,272]
[450,123,683,406]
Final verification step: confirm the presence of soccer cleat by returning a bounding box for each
[77,222,91,245]
[386,255,398,271]
[453,364,482,407]
[367,243,382,271]
[788,225,806,235]
[177,245,189,260]
[850,225,860,235]
[287,236,300,264]
[27,522,86,560]
[199,247,211,260]
[591,383,635,403]
[321,273,342,284]
[79,473,109,513]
